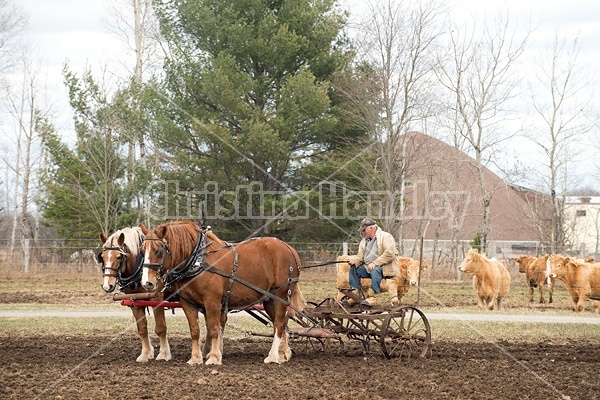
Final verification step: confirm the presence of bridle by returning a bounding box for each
[98,235,144,292]
[142,230,211,290]
[142,237,171,274]
[98,242,128,279]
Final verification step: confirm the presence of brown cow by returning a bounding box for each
[459,248,511,310]
[514,255,555,303]
[336,255,426,306]
[547,255,600,313]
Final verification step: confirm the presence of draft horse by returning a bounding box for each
[140,220,305,365]
[98,226,172,362]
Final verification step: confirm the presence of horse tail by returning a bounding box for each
[290,283,306,314]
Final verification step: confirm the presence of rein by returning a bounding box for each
[301,259,350,269]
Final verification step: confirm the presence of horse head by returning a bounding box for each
[140,224,171,292]
[99,227,145,293]
[140,220,212,291]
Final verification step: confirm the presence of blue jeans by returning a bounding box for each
[349,264,383,293]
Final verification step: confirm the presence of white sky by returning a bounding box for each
[14,0,600,189]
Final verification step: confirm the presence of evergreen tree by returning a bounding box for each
[145,0,354,239]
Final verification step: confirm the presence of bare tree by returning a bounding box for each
[336,0,445,246]
[1,51,48,271]
[528,34,594,253]
[436,11,529,253]
[0,0,25,78]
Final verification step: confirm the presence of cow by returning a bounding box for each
[514,255,555,304]
[459,248,511,310]
[336,255,427,306]
[547,254,600,313]
[70,249,98,265]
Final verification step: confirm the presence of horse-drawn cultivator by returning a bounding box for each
[286,289,431,360]
[102,220,431,364]
[115,287,432,360]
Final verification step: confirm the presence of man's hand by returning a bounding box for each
[366,262,376,271]
[347,259,355,266]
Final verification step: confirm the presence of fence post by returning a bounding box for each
[23,239,30,273]
[342,242,348,256]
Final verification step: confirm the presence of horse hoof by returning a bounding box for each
[136,353,153,362]
[156,353,172,361]
[264,356,281,364]
[187,358,204,365]
[205,357,221,366]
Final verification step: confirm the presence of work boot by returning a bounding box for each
[345,297,357,306]
[361,288,377,306]
[340,288,359,306]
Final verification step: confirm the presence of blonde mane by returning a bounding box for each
[103,226,144,254]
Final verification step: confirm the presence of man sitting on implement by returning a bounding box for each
[346,218,399,305]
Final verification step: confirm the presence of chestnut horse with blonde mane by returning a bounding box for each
[140,220,304,365]
[98,227,171,362]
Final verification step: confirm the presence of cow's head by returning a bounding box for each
[514,255,534,273]
[458,248,480,274]
[547,254,569,279]
[399,257,426,286]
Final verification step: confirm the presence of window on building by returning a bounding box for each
[576,210,586,217]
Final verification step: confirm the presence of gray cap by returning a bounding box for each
[358,218,376,232]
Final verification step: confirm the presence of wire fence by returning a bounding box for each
[0,238,593,280]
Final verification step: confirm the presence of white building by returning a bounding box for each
[564,196,600,256]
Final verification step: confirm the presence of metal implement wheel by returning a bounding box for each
[379,306,431,359]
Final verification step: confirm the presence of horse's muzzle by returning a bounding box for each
[101,283,116,293]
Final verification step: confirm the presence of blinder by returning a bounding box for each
[99,246,128,277]
[143,237,171,272]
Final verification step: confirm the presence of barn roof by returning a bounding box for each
[399,132,542,242]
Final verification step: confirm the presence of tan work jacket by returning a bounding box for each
[347,226,399,277]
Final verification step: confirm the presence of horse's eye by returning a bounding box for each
[157,247,164,257]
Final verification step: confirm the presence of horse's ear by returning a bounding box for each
[201,203,207,229]
[157,225,168,239]
[140,223,149,235]
[100,233,107,244]
[117,233,126,246]
[421,263,429,270]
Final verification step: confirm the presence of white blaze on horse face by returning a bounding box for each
[102,250,116,292]
[141,247,152,287]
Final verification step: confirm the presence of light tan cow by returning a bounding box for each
[336,255,426,306]
[514,255,555,303]
[459,248,511,310]
[547,254,600,313]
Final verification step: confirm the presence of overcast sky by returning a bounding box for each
[16,0,600,188]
